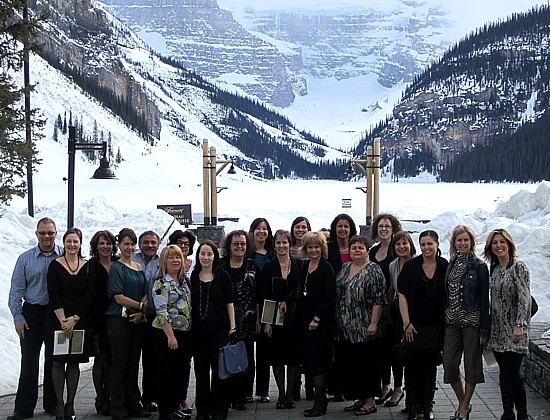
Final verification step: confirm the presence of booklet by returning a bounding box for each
[261,299,284,326]
[53,330,85,356]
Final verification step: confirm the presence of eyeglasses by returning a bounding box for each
[231,242,247,247]
[176,241,190,247]
[37,231,57,236]
[378,224,392,229]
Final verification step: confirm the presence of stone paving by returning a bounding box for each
[1,361,549,420]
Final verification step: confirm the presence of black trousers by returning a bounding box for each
[404,347,439,409]
[14,303,56,415]
[255,332,271,397]
[494,350,528,419]
[107,316,144,418]
[141,317,157,405]
[152,328,192,415]
[193,347,229,418]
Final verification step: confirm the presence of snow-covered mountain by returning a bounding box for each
[25,0,349,185]
[102,0,547,148]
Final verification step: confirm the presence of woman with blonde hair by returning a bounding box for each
[483,229,531,420]
[151,245,192,420]
[300,232,336,417]
[443,225,489,420]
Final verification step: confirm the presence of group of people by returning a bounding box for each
[7,214,532,420]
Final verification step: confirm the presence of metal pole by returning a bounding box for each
[23,2,34,217]
[373,138,381,218]
[202,140,211,226]
[67,126,76,228]
[366,145,373,225]
[210,146,217,226]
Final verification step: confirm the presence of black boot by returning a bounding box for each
[407,403,418,420]
[424,385,435,420]
[499,373,516,420]
[510,377,527,420]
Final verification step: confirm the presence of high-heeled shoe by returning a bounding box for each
[304,400,328,417]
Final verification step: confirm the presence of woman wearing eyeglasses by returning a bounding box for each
[168,230,196,278]
[220,230,258,411]
[483,229,531,420]
[369,213,402,407]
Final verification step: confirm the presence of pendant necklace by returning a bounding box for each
[303,272,309,296]
[199,280,211,319]
[64,254,80,274]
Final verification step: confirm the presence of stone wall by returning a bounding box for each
[522,322,550,401]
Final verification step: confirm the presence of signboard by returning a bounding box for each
[342,198,352,208]
[157,204,192,226]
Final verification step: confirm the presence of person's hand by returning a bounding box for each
[367,322,377,336]
[15,321,29,339]
[61,317,76,337]
[480,336,488,345]
[167,335,178,350]
[129,311,143,324]
[308,319,319,331]
[264,323,272,338]
[404,322,417,343]
[256,319,262,334]
[512,326,524,344]
[279,302,287,314]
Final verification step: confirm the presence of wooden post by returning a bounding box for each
[366,145,373,226]
[210,146,218,226]
[202,140,211,226]
[373,138,381,218]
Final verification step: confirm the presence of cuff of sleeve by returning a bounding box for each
[14,314,25,326]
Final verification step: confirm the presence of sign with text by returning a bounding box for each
[342,198,352,208]
[157,204,192,226]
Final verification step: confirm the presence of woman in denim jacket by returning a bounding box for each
[443,226,489,420]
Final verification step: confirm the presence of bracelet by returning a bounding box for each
[73,315,80,324]
[139,302,143,313]
[404,322,411,331]
[230,326,236,330]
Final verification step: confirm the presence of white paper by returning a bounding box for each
[275,307,285,326]
[482,345,497,366]
[261,299,276,324]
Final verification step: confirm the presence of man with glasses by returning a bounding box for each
[133,231,161,414]
[8,218,63,420]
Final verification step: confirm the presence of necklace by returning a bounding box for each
[199,280,211,319]
[64,254,80,274]
[303,272,309,296]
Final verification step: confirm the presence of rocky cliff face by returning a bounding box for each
[31,0,162,139]
[101,0,297,107]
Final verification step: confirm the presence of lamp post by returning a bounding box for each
[202,139,235,226]
[65,125,116,228]
[346,137,381,238]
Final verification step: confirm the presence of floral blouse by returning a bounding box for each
[488,260,530,354]
[152,274,192,332]
[335,261,386,343]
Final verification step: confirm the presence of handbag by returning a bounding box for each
[218,340,248,380]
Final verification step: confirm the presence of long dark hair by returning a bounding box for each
[419,230,442,257]
[290,216,311,245]
[63,227,84,258]
[194,240,221,273]
[89,230,118,258]
[329,213,357,243]
[249,217,274,255]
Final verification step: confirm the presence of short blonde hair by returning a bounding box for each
[300,231,328,260]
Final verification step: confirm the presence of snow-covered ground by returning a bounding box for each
[2,174,549,396]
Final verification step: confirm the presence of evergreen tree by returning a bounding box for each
[0,0,47,204]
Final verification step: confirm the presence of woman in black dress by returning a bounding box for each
[369,214,402,406]
[220,230,258,410]
[300,232,336,417]
[47,228,94,420]
[88,230,118,416]
[398,230,448,420]
[262,230,302,409]
[191,240,236,420]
